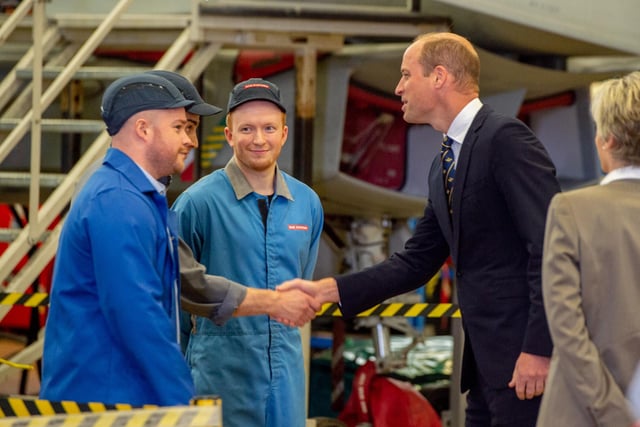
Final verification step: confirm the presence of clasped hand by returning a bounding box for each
[272,278,329,327]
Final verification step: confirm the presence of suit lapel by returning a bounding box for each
[449,105,491,247]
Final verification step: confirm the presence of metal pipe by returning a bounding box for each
[0,0,34,45]
[29,0,45,242]
[293,45,316,184]
[0,0,134,165]
[155,27,192,71]
[0,0,134,283]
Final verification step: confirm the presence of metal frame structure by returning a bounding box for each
[0,0,448,402]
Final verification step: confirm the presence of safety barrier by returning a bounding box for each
[0,292,48,308]
[0,397,222,427]
[1,292,461,318]
[317,302,461,318]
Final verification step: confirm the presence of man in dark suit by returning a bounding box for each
[279,32,561,426]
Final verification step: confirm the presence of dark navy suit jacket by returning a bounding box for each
[337,105,561,391]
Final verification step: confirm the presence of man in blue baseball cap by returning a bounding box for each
[41,73,198,406]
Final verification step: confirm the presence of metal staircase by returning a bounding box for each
[0,0,443,387]
[0,0,230,384]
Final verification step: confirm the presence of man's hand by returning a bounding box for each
[277,277,340,306]
[508,352,550,400]
[269,288,320,327]
[278,279,320,298]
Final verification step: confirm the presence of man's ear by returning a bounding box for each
[134,117,149,140]
[432,65,447,87]
[280,124,288,148]
[602,134,618,150]
[224,126,234,148]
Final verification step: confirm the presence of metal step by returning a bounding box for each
[0,118,105,133]
[0,227,52,243]
[0,227,19,243]
[0,172,65,188]
[14,65,150,81]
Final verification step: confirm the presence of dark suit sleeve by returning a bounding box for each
[337,201,450,317]
[178,237,247,326]
[492,121,560,356]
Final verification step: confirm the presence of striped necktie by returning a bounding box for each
[441,135,456,212]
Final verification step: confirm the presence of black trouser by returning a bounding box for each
[465,369,542,427]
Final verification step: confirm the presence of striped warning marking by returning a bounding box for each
[0,397,222,427]
[0,397,152,417]
[0,405,221,427]
[1,292,461,318]
[317,302,461,318]
[0,292,48,307]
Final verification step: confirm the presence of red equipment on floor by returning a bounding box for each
[339,361,441,427]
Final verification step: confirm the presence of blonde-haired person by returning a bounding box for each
[537,71,640,427]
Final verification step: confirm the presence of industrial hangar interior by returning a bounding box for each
[0,0,638,426]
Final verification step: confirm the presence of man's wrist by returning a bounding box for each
[319,277,340,303]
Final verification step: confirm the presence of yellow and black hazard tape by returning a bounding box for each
[0,292,48,307]
[1,291,461,318]
[318,302,461,318]
[0,397,154,418]
[0,405,221,427]
[0,397,222,427]
[0,397,220,418]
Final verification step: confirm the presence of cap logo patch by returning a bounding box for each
[243,83,271,90]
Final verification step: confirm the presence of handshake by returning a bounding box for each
[180,240,339,328]
[265,277,341,327]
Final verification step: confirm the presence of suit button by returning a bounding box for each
[456,271,463,277]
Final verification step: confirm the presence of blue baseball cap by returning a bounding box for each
[101,73,195,136]
[146,70,222,116]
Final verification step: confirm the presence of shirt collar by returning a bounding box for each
[135,164,167,195]
[600,165,640,185]
[445,98,483,144]
[224,156,293,201]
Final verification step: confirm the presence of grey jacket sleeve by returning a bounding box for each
[178,238,247,326]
